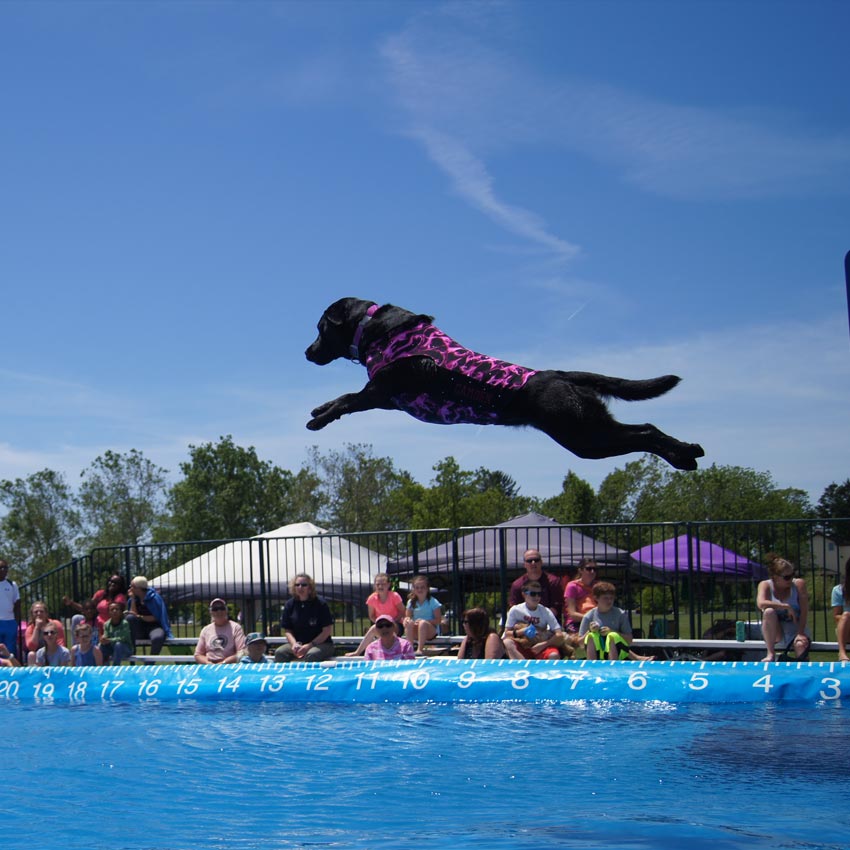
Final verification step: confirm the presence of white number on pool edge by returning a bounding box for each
[819,678,841,700]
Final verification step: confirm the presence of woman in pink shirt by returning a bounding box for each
[346,574,405,656]
[564,559,599,633]
[363,614,415,660]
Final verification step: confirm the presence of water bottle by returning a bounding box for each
[735,620,746,642]
[524,624,537,640]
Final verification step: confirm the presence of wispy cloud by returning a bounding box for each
[381,20,578,261]
[381,4,850,205]
[411,126,579,259]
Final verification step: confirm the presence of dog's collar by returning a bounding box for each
[349,303,380,362]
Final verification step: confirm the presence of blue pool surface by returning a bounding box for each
[3,694,847,849]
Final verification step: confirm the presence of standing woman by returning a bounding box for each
[756,554,810,662]
[831,556,850,663]
[457,608,505,659]
[403,575,442,653]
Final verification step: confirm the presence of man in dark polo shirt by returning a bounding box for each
[508,549,564,623]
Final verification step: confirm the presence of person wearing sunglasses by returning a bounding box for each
[508,549,564,623]
[32,623,71,667]
[502,582,567,660]
[126,576,173,656]
[564,558,600,634]
[274,574,335,663]
[363,614,415,661]
[194,599,247,664]
[756,554,810,662]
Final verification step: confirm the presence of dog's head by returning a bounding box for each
[305,298,378,365]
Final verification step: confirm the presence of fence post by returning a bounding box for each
[449,529,460,634]
[498,527,508,625]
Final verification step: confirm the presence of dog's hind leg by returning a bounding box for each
[543,421,704,471]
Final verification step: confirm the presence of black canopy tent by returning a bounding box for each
[386,512,669,626]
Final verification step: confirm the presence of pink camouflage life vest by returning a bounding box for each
[363,322,538,425]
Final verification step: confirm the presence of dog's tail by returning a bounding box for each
[565,372,681,401]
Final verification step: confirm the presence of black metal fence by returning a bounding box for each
[16,517,850,652]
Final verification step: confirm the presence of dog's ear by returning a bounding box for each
[324,303,348,328]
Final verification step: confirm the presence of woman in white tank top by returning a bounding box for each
[756,554,810,662]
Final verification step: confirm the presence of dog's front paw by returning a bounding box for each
[310,400,336,419]
[306,416,329,431]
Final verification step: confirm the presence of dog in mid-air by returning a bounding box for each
[305,298,704,470]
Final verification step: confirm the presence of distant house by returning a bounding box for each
[810,532,850,575]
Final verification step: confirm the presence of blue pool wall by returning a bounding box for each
[1,657,847,706]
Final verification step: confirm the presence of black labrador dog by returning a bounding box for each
[305,297,704,470]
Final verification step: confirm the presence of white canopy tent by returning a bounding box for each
[153,521,386,606]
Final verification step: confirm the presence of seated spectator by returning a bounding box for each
[579,582,652,661]
[508,549,564,623]
[32,623,71,667]
[274,574,335,663]
[831,556,850,663]
[63,574,127,630]
[194,599,246,664]
[363,614,416,660]
[25,601,65,665]
[240,633,270,664]
[69,598,102,645]
[756,554,810,662]
[403,575,442,653]
[564,558,599,633]
[71,622,103,666]
[100,601,134,665]
[503,582,568,660]
[345,573,405,656]
[0,643,20,667]
[457,607,506,659]
[126,576,173,655]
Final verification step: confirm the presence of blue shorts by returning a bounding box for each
[0,620,18,653]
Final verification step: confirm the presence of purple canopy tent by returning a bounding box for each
[630,534,767,582]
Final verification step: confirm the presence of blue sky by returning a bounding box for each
[2,0,849,511]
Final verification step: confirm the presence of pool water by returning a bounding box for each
[4,699,846,850]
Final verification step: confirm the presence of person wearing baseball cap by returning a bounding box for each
[363,614,415,661]
[240,632,269,664]
[194,599,246,664]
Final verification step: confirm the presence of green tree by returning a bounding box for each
[596,455,667,523]
[817,479,850,544]
[164,435,300,541]
[0,469,80,581]
[307,443,415,533]
[78,449,169,548]
[412,457,526,529]
[653,465,812,523]
[539,470,598,524]
[596,456,812,525]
